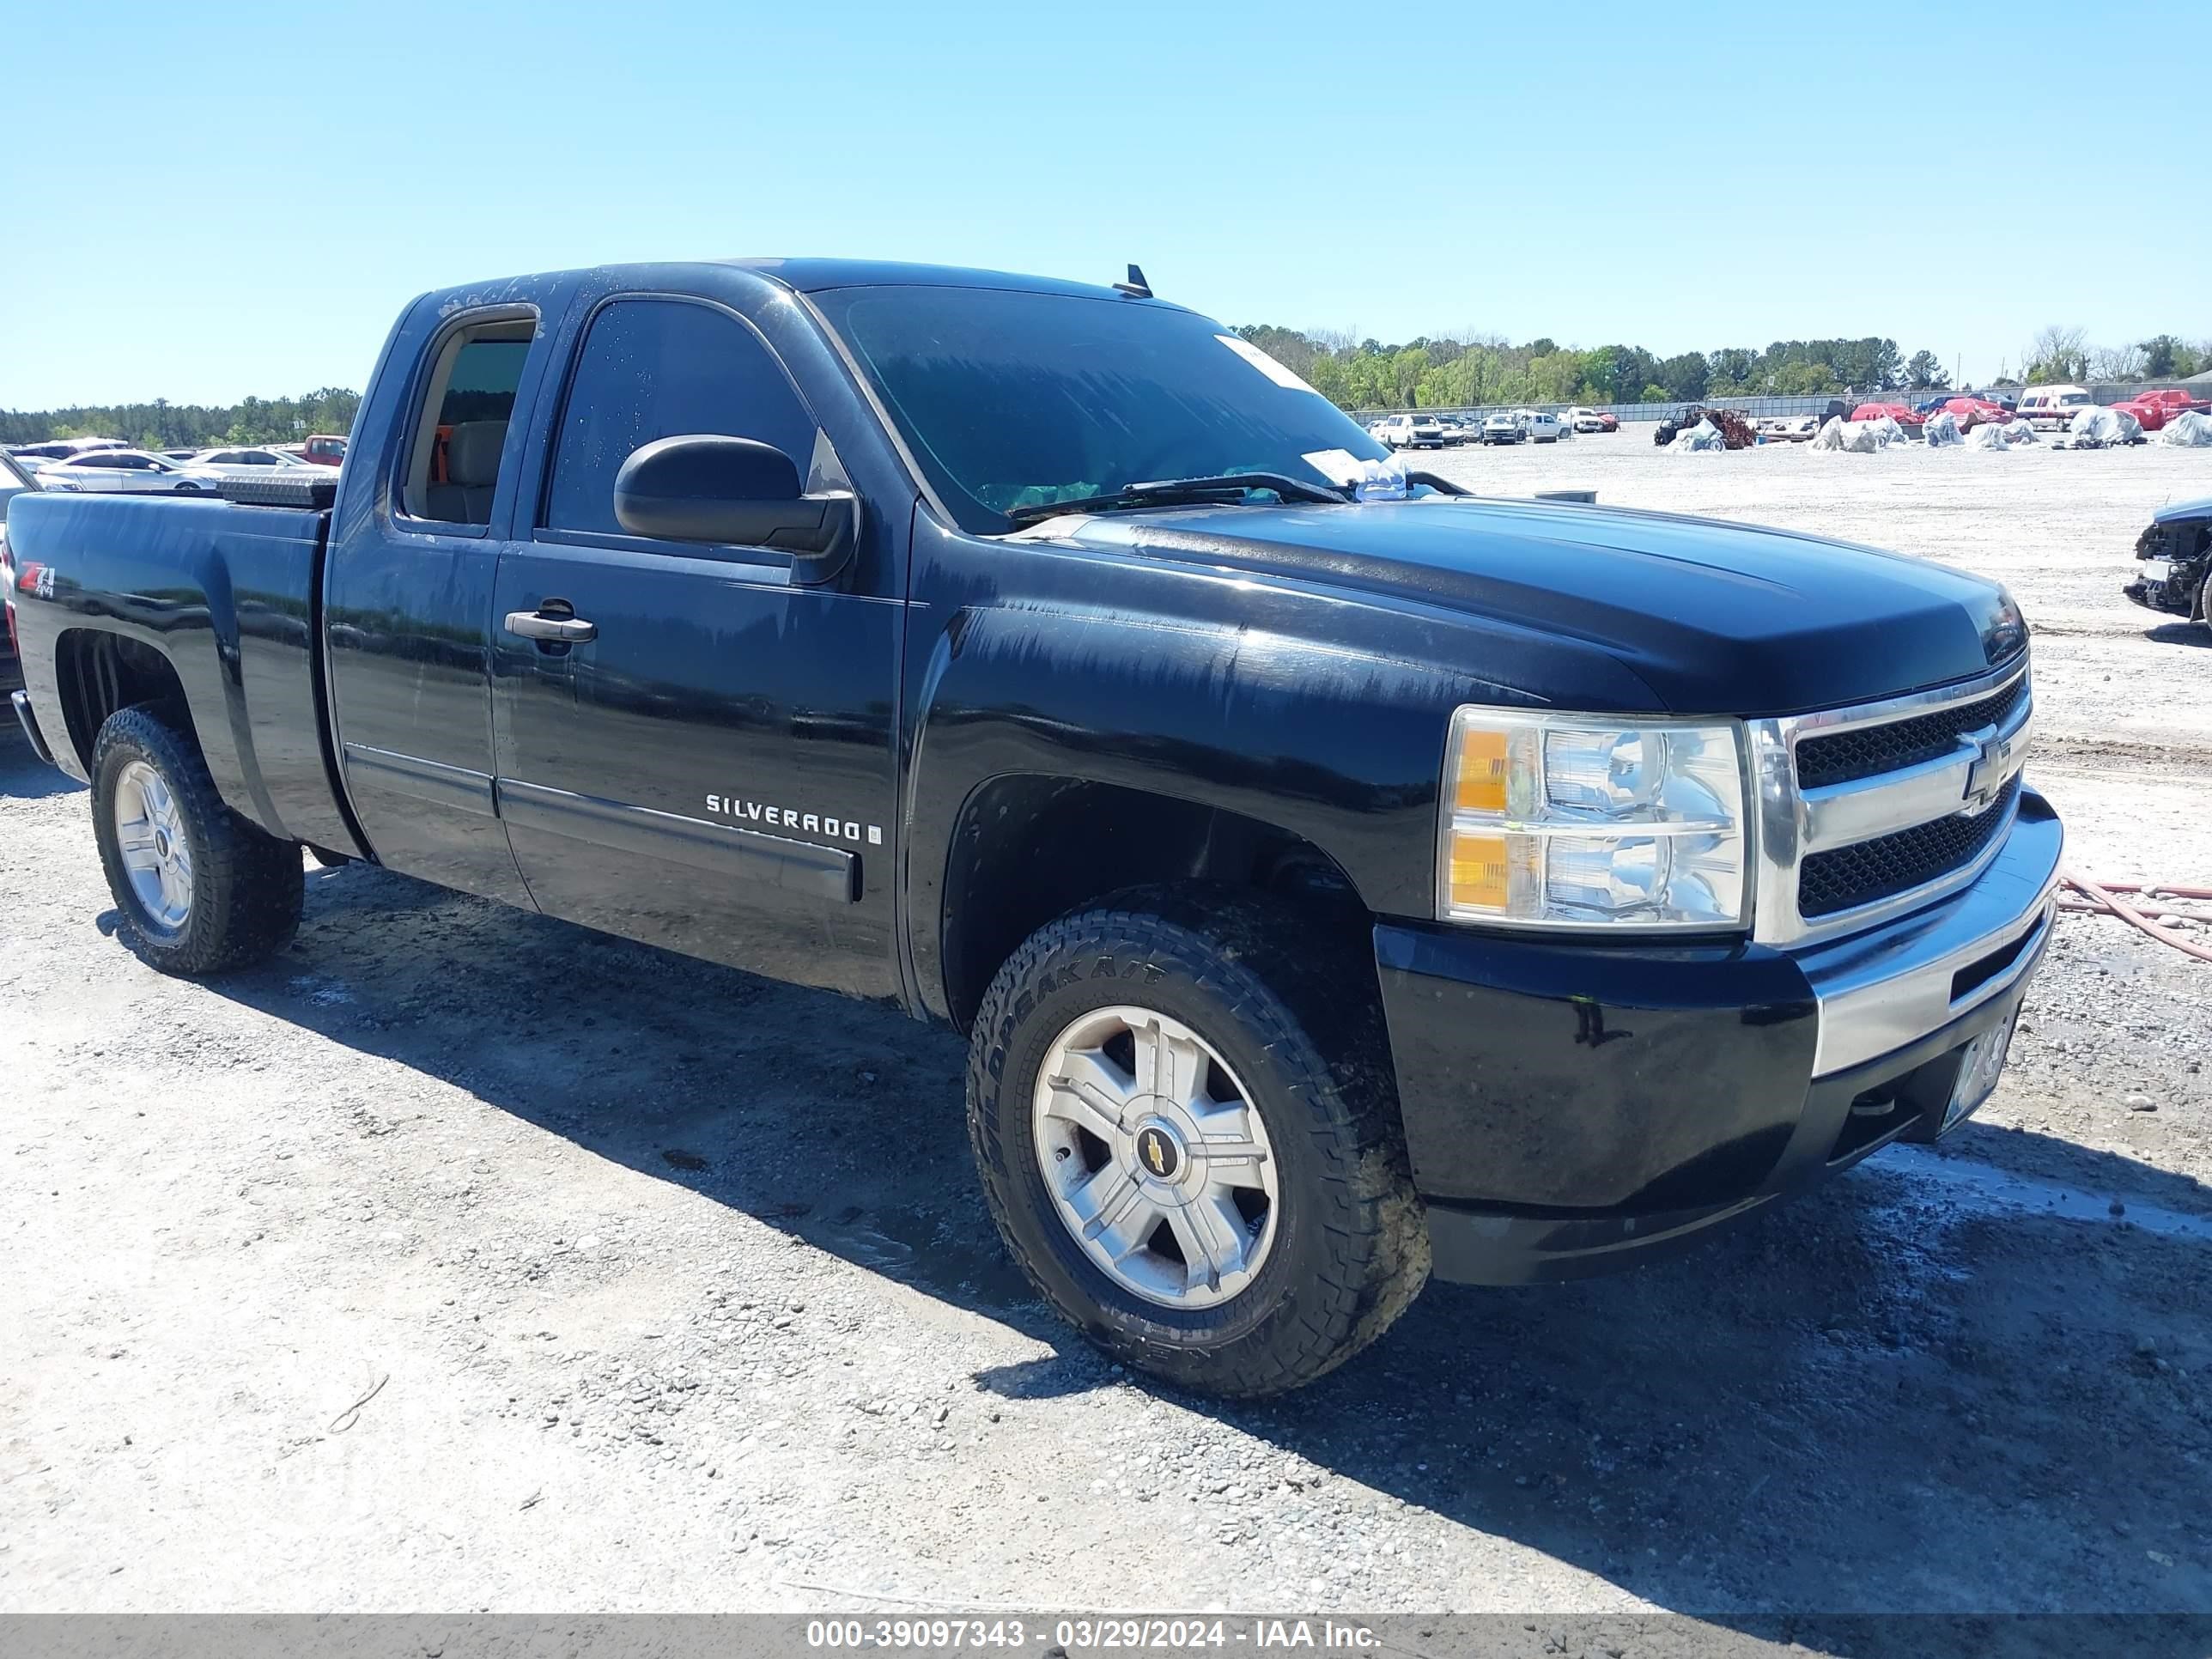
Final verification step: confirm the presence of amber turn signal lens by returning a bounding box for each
[1453,727,1509,812]
[1448,833,1511,912]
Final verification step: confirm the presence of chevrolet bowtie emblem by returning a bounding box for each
[1962,726,2013,813]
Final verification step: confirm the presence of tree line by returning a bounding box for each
[3,322,2203,439]
[1234,325,2211,411]
[0,388,362,449]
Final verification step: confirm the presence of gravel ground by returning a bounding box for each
[3,435,2209,1631]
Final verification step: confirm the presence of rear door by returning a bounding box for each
[488,290,903,999]
[323,296,561,904]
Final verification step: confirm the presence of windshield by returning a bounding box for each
[815,286,1389,533]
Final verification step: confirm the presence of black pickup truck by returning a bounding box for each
[6,259,2060,1397]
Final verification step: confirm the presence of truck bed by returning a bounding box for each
[7,489,360,856]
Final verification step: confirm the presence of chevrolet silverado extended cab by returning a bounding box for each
[7,259,2060,1397]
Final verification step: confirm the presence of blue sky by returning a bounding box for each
[4,1,2204,408]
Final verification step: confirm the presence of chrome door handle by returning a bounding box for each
[504,611,597,643]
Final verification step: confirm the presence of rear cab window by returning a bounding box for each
[398,310,539,526]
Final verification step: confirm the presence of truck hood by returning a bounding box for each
[1028,496,2025,714]
[2153,495,2212,526]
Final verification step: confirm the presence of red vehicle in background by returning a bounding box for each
[2112,389,2209,433]
[1938,395,2010,430]
[1850,401,1925,434]
[301,434,348,467]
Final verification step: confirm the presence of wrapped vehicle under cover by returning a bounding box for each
[1669,418,1728,452]
[1923,411,1964,447]
[1813,415,1908,453]
[2160,410,2212,447]
[2067,406,2143,447]
[1968,420,2012,450]
[2001,419,2039,444]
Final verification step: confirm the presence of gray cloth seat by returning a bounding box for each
[425,421,507,523]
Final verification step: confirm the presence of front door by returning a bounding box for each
[489,294,902,1000]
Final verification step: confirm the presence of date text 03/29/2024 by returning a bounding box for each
[805,1618,1379,1651]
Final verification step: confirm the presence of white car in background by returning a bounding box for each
[1479,413,1526,445]
[8,437,132,462]
[2017,384,2094,432]
[1516,410,1565,444]
[1563,406,1609,434]
[32,449,207,494]
[1372,413,1447,450]
[182,446,319,485]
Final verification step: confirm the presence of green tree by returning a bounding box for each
[2139,335,2183,379]
[1904,350,1950,392]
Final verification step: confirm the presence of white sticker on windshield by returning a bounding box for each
[1217,333,1323,394]
[1301,448,1364,487]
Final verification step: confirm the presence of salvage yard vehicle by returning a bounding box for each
[1850,401,1926,436]
[1374,413,1447,450]
[31,449,207,495]
[1936,396,2010,431]
[2124,494,2211,632]
[1515,410,1565,443]
[1563,407,1610,434]
[2018,384,2094,431]
[1480,411,1526,444]
[7,257,2062,1398]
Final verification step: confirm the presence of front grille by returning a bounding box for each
[1796,675,2027,789]
[1799,775,2020,917]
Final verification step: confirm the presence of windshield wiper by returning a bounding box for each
[1004,471,1349,528]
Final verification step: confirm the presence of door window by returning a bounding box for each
[399,312,538,525]
[541,298,817,538]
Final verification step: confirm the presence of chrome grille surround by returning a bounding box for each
[1747,658,2033,948]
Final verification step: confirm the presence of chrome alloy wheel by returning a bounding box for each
[113,759,193,932]
[1030,1006,1279,1310]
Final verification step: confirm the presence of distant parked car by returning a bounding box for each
[1563,406,1611,434]
[1937,395,2011,430]
[301,434,349,466]
[1373,413,1447,450]
[2108,395,2171,433]
[1515,410,1565,444]
[1850,401,1926,434]
[182,446,319,484]
[1436,415,1480,447]
[9,437,131,462]
[2018,385,2094,432]
[1756,415,1820,442]
[33,449,206,494]
[2123,493,2211,633]
[1480,413,1526,445]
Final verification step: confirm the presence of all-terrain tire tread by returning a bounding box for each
[90,705,303,976]
[966,884,1427,1399]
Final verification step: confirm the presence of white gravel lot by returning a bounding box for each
[3,433,2208,1633]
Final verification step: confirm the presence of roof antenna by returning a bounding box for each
[1112,264,1152,299]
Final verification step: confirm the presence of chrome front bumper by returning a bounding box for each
[1794,787,2063,1078]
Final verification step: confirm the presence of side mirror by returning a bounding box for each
[612,434,856,583]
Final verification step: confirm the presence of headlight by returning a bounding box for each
[1437,706,1750,930]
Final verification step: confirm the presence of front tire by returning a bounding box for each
[967,887,1428,1397]
[91,706,303,975]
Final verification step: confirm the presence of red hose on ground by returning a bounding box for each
[2060,871,2212,964]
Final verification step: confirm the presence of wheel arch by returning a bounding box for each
[52,626,193,773]
[933,771,1377,1036]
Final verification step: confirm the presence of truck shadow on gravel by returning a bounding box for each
[187,859,2212,1621]
[0,725,85,799]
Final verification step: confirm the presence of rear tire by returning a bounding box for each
[91,706,303,976]
[967,886,1428,1398]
